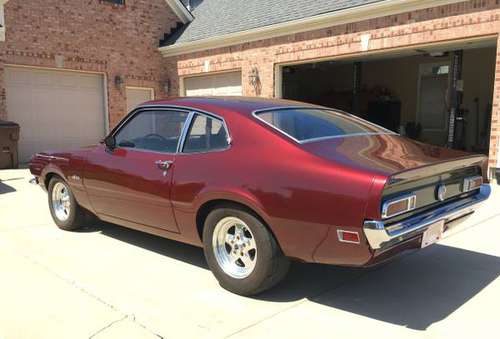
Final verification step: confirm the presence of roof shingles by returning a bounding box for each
[166,0,386,46]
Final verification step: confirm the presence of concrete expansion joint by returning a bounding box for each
[88,314,165,339]
[88,314,129,339]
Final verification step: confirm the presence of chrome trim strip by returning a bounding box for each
[177,111,195,153]
[381,193,417,219]
[300,132,396,144]
[251,106,397,145]
[364,184,490,250]
[36,154,69,162]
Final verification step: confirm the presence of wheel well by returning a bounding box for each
[44,172,61,189]
[196,199,281,247]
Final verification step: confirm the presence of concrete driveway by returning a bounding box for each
[1,169,499,339]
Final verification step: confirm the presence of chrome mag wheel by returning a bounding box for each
[212,216,257,279]
[51,182,71,222]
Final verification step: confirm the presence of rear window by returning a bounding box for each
[256,108,392,142]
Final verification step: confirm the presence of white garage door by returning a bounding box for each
[126,87,154,113]
[5,67,106,162]
[184,72,242,96]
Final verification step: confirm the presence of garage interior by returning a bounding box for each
[282,39,497,155]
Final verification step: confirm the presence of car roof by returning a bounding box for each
[141,96,323,117]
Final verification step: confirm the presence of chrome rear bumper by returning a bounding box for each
[363,184,491,250]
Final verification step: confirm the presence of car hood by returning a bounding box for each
[300,133,485,178]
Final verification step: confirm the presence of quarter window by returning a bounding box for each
[183,114,229,153]
[115,110,189,153]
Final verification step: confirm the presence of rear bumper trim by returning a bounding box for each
[363,184,491,250]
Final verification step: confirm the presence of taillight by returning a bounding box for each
[463,176,483,192]
[381,193,417,219]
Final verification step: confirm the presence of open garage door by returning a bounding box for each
[281,39,496,155]
[184,72,242,96]
[5,67,106,163]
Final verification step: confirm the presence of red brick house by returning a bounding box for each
[1,0,500,179]
[0,0,191,161]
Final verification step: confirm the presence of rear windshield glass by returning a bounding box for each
[256,108,392,142]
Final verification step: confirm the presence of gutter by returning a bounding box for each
[159,0,465,57]
[164,0,194,24]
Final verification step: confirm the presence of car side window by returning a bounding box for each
[115,110,189,153]
[183,114,229,153]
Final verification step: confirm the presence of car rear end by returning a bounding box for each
[363,154,490,263]
[252,104,491,266]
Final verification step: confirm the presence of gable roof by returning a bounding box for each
[159,0,465,56]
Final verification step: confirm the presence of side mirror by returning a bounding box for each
[104,135,116,150]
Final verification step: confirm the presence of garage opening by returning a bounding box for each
[281,39,496,155]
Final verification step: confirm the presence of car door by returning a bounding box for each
[169,112,232,224]
[84,108,190,232]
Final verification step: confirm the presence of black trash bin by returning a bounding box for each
[0,120,20,169]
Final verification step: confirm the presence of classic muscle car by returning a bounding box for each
[29,97,490,295]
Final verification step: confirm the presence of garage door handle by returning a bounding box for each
[155,160,173,170]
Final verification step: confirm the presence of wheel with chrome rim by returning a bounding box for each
[212,217,257,279]
[52,182,71,222]
[48,176,85,231]
[203,205,290,296]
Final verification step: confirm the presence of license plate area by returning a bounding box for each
[421,220,445,248]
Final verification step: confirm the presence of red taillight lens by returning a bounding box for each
[382,194,416,219]
[337,230,360,244]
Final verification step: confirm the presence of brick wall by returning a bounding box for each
[167,0,500,170]
[0,0,178,127]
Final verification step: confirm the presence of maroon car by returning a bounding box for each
[29,97,490,295]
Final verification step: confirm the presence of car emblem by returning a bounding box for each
[437,184,447,201]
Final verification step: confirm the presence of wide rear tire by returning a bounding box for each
[203,205,290,296]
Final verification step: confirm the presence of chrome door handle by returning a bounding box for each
[155,160,173,170]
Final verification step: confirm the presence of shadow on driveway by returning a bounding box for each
[79,220,500,331]
[0,177,22,194]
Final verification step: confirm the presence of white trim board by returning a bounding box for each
[159,0,465,57]
[164,0,193,24]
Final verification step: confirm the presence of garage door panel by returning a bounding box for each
[184,72,242,96]
[5,67,106,162]
[126,88,154,113]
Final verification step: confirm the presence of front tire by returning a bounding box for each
[48,176,85,231]
[203,205,290,296]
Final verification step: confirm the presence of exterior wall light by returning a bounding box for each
[114,75,124,88]
[164,79,171,95]
[249,67,261,96]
